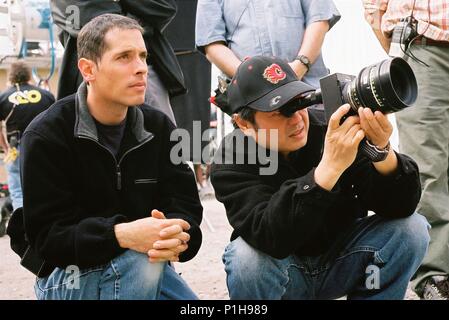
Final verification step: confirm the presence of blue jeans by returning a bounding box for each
[5,154,23,211]
[34,250,198,300]
[223,213,430,300]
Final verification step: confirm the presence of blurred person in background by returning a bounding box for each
[364,0,449,300]
[0,61,55,211]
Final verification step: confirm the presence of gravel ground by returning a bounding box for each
[0,196,418,300]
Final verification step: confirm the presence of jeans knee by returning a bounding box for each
[114,250,164,294]
[223,237,263,281]
[130,251,163,282]
[397,213,430,258]
[139,260,164,289]
[223,238,296,299]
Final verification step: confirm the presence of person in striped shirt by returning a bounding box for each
[364,0,449,300]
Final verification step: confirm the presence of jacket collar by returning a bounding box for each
[74,82,153,143]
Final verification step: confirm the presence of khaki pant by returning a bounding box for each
[395,44,449,294]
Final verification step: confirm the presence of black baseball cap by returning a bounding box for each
[226,56,316,114]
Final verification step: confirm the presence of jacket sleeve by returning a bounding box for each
[20,130,127,269]
[211,165,340,259]
[50,0,176,36]
[157,117,203,262]
[348,151,422,218]
[50,0,123,37]
[120,0,177,31]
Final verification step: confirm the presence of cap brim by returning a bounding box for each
[247,80,316,112]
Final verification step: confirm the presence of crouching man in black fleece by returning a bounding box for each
[20,14,202,300]
[210,56,429,300]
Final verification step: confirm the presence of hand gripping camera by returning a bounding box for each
[281,57,418,161]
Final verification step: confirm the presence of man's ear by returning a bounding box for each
[78,58,96,83]
[233,114,249,131]
[233,113,259,138]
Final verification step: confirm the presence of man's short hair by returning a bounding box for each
[77,13,144,62]
[232,107,257,129]
[9,61,31,85]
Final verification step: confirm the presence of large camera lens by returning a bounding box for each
[343,57,418,114]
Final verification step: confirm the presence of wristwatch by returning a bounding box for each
[363,140,391,162]
[295,55,311,71]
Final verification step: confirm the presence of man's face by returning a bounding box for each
[244,108,309,156]
[90,28,148,107]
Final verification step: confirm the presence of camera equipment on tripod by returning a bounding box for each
[280,57,418,122]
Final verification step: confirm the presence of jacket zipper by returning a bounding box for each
[115,140,154,189]
[77,135,153,190]
[116,165,122,190]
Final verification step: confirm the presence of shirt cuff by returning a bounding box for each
[295,168,341,204]
[108,215,129,255]
[306,13,341,29]
[372,151,415,182]
[196,36,228,55]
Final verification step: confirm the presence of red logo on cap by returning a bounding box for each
[263,64,286,84]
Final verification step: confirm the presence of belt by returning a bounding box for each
[413,37,449,47]
[175,50,197,56]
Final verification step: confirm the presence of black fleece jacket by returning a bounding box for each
[20,83,202,270]
[211,109,421,259]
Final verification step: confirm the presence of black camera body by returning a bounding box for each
[319,73,356,123]
[280,57,418,161]
[290,57,418,123]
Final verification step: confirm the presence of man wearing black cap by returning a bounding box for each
[210,56,430,300]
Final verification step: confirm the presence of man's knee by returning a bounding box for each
[113,250,164,295]
[223,237,296,299]
[223,237,289,284]
[223,237,266,277]
[391,213,430,258]
[223,238,268,299]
